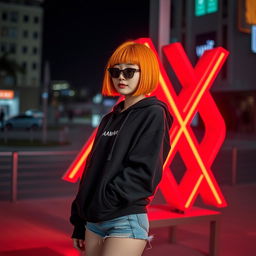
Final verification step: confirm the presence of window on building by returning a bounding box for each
[33,31,38,39]
[23,30,28,38]
[33,47,38,54]
[31,78,37,86]
[10,43,16,54]
[9,28,17,38]
[10,12,18,22]
[1,27,8,37]
[34,16,39,23]
[22,46,28,54]
[23,15,29,23]
[32,62,37,70]
[0,27,17,38]
[2,12,7,21]
[1,43,7,53]
[22,62,27,70]
[4,76,15,86]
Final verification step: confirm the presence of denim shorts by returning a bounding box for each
[85,213,153,249]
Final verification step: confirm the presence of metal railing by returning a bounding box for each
[1,146,255,202]
[0,150,78,202]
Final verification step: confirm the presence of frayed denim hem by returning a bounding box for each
[145,234,154,249]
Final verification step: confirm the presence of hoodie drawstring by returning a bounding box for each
[87,114,115,165]
[107,110,133,161]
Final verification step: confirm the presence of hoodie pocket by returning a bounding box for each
[101,178,119,209]
[87,178,117,218]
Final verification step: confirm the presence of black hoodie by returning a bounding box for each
[70,96,173,239]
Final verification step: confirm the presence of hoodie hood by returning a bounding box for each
[105,96,172,161]
[112,96,172,129]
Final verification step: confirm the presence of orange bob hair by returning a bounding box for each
[101,41,160,96]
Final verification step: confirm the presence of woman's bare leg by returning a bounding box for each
[101,237,147,256]
[84,229,104,256]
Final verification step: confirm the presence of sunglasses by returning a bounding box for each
[108,67,140,79]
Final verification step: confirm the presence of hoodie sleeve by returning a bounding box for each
[69,113,113,240]
[70,200,86,239]
[104,108,171,207]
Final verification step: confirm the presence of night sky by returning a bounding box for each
[43,0,150,95]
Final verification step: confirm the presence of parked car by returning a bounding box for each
[4,114,43,130]
[25,109,44,118]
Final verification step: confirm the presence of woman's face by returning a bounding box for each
[110,63,140,96]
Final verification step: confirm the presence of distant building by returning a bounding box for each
[150,0,256,132]
[0,0,43,117]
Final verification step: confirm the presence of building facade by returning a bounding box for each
[0,0,43,118]
[150,0,256,132]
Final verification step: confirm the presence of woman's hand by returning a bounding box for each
[73,238,85,251]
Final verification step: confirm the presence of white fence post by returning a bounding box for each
[11,152,18,202]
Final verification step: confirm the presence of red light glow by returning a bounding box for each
[62,38,229,211]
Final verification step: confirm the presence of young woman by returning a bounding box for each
[70,41,173,256]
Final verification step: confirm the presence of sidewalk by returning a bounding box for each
[1,119,256,152]
[0,184,255,256]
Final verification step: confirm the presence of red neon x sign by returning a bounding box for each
[62,38,229,211]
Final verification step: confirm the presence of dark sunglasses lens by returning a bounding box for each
[123,68,136,79]
[108,68,137,79]
[108,68,120,78]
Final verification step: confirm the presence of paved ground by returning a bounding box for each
[0,183,255,256]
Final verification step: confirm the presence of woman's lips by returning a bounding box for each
[118,84,127,88]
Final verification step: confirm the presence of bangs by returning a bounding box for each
[108,43,140,67]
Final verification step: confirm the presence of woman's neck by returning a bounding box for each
[122,94,146,112]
